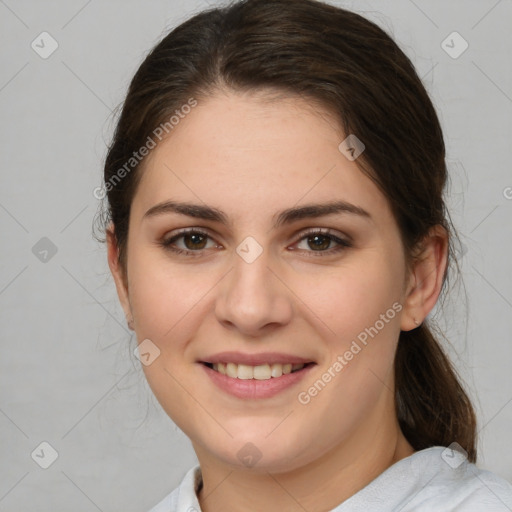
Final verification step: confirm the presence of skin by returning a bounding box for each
[107,89,448,512]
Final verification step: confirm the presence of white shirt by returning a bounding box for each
[147,446,512,511]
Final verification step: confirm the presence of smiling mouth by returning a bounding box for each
[201,362,315,380]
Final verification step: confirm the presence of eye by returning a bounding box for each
[159,229,219,257]
[159,227,352,257]
[293,228,352,257]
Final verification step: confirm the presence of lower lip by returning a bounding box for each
[200,363,315,399]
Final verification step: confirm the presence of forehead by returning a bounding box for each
[131,90,392,227]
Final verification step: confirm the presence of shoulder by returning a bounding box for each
[337,446,512,511]
[418,453,512,511]
[391,446,512,511]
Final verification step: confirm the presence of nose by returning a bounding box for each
[214,244,294,337]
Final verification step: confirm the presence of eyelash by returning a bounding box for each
[159,228,352,258]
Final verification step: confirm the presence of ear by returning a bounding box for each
[106,222,134,330]
[400,225,449,332]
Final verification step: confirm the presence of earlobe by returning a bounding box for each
[106,224,133,328]
[400,225,448,332]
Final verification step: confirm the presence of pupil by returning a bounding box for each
[309,235,329,250]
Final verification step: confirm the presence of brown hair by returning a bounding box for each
[94,0,477,461]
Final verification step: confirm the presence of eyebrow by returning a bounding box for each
[143,199,372,228]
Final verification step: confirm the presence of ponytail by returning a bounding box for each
[395,323,477,462]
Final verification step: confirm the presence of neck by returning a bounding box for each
[195,409,415,512]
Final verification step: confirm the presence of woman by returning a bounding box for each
[97,0,512,510]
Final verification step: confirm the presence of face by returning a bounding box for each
[109,90,417,473]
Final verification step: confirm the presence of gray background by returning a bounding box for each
[1,0,511,510]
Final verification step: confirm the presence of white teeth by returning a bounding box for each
[270,363,282,378]
[226,362,238,378]
[211,362,306,380]
[237,364,254,380]
[253,364,271,380]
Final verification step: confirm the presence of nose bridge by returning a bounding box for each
[215,236,292,334]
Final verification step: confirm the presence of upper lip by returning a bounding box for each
[200,351,315,366]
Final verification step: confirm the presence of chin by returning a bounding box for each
[197,432,313,474]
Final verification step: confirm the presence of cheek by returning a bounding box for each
[127,248,207,342]
[291,253,403,405]
[291,252,404,345]
[129,255,208,430]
